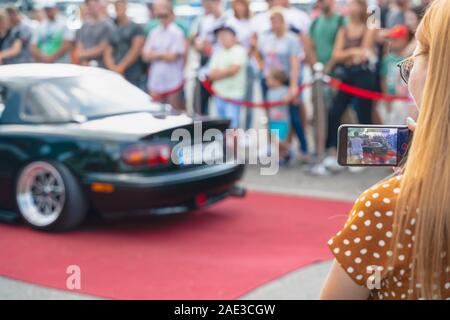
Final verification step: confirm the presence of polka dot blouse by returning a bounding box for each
[328,175,450,300]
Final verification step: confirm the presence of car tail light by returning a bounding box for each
[195,193,208,207]
[122,144,171,167]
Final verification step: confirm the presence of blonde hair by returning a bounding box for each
[269,6,285,21]
[0,9,8,21]
[394,0,450,299]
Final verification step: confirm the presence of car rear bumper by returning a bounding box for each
[82,163,245,214]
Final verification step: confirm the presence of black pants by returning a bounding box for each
[200,55,211,115]
[200,81,211,115]
[326,65,376,149]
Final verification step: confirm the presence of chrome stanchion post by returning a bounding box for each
[309,63,329,176]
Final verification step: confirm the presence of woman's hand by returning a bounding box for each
[393,117,417,174]
[407,117,417,132]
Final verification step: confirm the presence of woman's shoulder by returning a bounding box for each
[354,175,402,212]
[327,175,402,286]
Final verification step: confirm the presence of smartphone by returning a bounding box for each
[337,125,412,167]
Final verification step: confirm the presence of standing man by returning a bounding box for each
[142,0,186,110]
[208,25,247,129]
[0,9,22,65]
[5,6,33,63]
[308,0,344,172]
[349,131,364,162]
[145,0,189,37]
[309,0,344,75]
[104,0,145,88]
[76,0,114,67]
[309,0,344,113]
[30,1,75,63]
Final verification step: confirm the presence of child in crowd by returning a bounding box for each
[208,25,247,129]
[379,24,418,124]
[266,68,291,163]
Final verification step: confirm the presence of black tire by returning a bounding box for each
[15,161,88,232]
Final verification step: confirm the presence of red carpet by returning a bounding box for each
[0,192,351,299]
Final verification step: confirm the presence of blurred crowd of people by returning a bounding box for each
[0,0,431,171]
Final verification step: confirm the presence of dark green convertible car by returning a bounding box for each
[0,64,245,231]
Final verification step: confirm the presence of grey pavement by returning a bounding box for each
[242,164,390,201]
[0,277,100,300]
[0,166,387,300]
[240,260,333,300]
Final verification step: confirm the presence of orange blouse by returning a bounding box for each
[328,175,450,300]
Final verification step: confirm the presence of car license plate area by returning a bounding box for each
[176,142,224,166]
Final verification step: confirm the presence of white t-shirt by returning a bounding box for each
[283,6,311,34]
[250,7,310,59]
[197,13,227,50]
[351,137,364,155]
[144,23,186,93]
[31,16,75,63]
[225,13,252,51]
[250,7,311,36]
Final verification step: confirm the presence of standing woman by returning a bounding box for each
[255,8,309,161]
[227,0,254,130]
[321,0,450,300]
[324,0,377,168]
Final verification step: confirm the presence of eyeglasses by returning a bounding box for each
[397,53,422,84]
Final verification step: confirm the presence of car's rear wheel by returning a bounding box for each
[15,161,87,231]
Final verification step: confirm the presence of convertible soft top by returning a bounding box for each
[0,63,116,84]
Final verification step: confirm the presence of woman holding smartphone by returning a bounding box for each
[321,0,450,300]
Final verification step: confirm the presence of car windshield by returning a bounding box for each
[25,73,162,123]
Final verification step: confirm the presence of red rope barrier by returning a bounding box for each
[200,79,311,108]
[190,76,413,109]
[326,77,411,102]
[150,81,185,101]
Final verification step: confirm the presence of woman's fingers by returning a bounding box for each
[392,118,417,172]
[407,117,417,132]
[392,166,403,174]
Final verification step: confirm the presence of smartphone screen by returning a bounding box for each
[338,125,411,167]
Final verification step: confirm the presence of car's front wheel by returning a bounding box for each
[15,161,87,231]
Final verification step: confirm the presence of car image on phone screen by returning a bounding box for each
[337,125,411,167]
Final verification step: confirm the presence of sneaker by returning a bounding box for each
[279,150,292,166]
[348,166,367,173]
[322,155,344,172]
[308,163,331,176]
